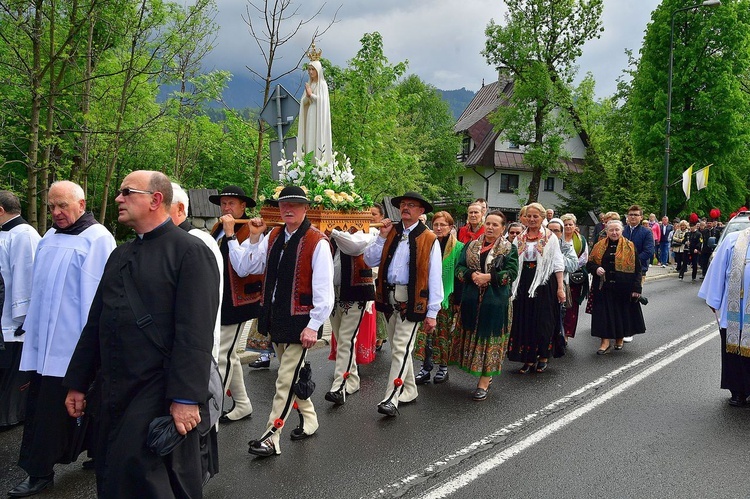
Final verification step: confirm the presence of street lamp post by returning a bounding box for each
[662,0,721,218]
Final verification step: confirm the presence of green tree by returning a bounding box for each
[395,75,466,206]
[482,0,604,204]
[329,32,419,200]
[629,0,750,219]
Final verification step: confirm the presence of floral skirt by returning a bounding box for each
[450,326,509,377]
[244,318,273,354]
[414,307,455,366]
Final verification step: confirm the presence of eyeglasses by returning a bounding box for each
[508,231,522,236]
[117,187,154,197]
[400,202,420,209]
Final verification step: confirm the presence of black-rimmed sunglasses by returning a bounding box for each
[117,188,154,196]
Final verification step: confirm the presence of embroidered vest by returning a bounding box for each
[375,222,436,322]
[338,251,375,303]
[210,219,263,324]
[258,219,327,343]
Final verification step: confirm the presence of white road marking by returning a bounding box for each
[371,323,716,498]
[418,324,716,498]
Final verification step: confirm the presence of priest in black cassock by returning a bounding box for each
[64,171,220,498]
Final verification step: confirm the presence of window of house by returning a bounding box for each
[461,136,471,159]
[544,177,555,191]
[500,174,519,193]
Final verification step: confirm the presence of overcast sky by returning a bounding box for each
[206,0,663,99]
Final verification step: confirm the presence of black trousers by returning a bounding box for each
[18,373,77,476]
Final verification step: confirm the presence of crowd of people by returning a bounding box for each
[1,177,742,498]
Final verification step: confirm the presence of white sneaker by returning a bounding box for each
[661,264,666,268]
[623,336,634,343]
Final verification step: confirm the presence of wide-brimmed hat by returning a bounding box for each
[390,191,433,214]
[266,185,311,206]
[209,185,256,207]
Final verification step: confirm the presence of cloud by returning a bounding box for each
[206,0,661,98]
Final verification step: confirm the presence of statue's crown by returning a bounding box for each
[306,43,322,61]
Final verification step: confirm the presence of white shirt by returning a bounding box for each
[364,221,444,319]
[236,226,334,332]
[330,229,372,286]
[20,224,115,377]
[189,227,223,362]
[0,217,41,343]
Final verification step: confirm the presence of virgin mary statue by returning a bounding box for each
[296,44,333,165]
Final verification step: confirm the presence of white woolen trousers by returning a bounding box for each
[219,322,252,417]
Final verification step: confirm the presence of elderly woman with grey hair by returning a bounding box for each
[560,213,589,341]
[586,219,645,354]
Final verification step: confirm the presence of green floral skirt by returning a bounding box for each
[413,307,455,366]
[450,327,509,377]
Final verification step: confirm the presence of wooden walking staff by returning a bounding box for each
[235,219,383,229]
[231,206,383,234]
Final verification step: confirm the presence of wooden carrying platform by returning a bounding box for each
[259,206,374,233]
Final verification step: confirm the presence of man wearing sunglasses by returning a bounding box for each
[64,171,220,498]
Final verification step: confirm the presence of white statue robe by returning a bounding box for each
[296,60,333,165]
[20,223,115,377]
[0,217,41,343]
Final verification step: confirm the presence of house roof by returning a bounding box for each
[456,76,585,174]
[188,188,221,218]
[454,78,513,134]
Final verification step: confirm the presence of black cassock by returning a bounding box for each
[65,221,219,498]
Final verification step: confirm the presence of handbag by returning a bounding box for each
[570,268,586,285]
[120,259,223,437]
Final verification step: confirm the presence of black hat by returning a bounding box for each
[266,185,311,206]
[209,185,256,207]
[391,191,433,214]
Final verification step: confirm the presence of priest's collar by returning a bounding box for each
[177,219,194,232]
[137,217,173,239]
[0,214,26,231]
[53,211,98,235]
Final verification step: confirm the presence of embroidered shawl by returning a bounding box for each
[589,236,636,274]
[726,228,750,357]
[511,228,562,299]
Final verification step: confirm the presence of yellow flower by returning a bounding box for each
[300,185,309,194]
[314,195,323,203]
[258,194,266,202]
[274,185,284,193]
[324,189,335,196]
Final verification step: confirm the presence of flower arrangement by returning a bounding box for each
[260,151,371,211]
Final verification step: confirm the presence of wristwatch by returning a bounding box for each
[226,234,237,241]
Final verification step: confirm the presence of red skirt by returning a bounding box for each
[328,306,377,365]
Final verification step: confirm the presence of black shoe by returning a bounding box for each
[518,363,534,374]
[249,357,270,369]
[219,410,251,423]
[472,387,489,401]
[375,339,387,352]
[8,475,54,497]
[433,367,449,384]
[81,459,96,470]
[324,390,345,405]
[596,345,613,355]
[290,427,315,441]
[415,369,431,385]
[729,394,748,407]
[535,361,548,373]
[377,401,399,417]
[248,439,276,457]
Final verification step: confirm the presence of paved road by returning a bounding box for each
[2,269,742,498]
